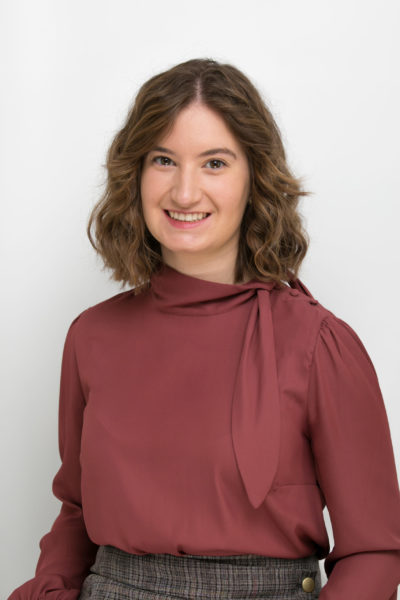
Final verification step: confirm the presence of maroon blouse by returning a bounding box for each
[8,263,400,599]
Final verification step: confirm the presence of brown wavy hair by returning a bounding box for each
[87,57,311,294]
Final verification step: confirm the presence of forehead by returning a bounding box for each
[156,103,243,153]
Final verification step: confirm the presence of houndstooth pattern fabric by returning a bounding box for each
[78,545,322,599]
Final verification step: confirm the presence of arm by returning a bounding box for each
[8,315,99,600]
[307,314,400,599]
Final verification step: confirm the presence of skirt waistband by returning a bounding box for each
[81,545,322,599]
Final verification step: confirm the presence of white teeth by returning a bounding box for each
[167,211,209,222]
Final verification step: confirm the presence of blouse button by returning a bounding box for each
[301,576,315,593]
[289,290,299,296]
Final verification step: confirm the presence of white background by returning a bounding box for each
[1,0,399,596]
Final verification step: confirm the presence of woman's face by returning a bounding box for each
[140,102,250,270]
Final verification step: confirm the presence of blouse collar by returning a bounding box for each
[149,262,284,510]
[150,262,279,316]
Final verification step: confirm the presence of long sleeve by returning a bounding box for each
[8,315,99,600]
[307,313,400,599]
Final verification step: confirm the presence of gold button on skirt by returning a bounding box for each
[302,576,315,592]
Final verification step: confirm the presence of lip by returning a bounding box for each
[163,209,212,229]
[164,209,211,214]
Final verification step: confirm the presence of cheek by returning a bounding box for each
[217,181,249,213]
[140,170,151,199]
[214,168,249,201]
[140,172,162,208]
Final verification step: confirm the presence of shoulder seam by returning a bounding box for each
[66,312,88,404]
[305,315,331,439]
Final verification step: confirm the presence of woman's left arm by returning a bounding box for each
[307,313,400,600]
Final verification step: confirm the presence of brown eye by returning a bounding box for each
[206,159,226,169]
[153,156,174,166]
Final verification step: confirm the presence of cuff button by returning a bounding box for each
[302,576,315,593]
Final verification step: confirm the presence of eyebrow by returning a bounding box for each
[149,146,237,160]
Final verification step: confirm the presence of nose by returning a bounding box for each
[169,165,202,208]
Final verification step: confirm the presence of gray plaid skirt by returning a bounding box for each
[78,545,322,599]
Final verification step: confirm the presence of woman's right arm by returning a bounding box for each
[8,315,99,600]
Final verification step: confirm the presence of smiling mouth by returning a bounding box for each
[164,209,211,222]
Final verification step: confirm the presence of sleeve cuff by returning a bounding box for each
[319,550,400,599]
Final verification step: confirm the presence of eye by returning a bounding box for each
[150,156,226,169]
[152,155,174,166]
[206,159,226,169]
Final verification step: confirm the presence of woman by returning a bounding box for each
[8,58,400,600]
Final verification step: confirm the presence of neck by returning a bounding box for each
[161,255,242,285]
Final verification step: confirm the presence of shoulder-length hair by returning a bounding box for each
[87,57,311,293]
